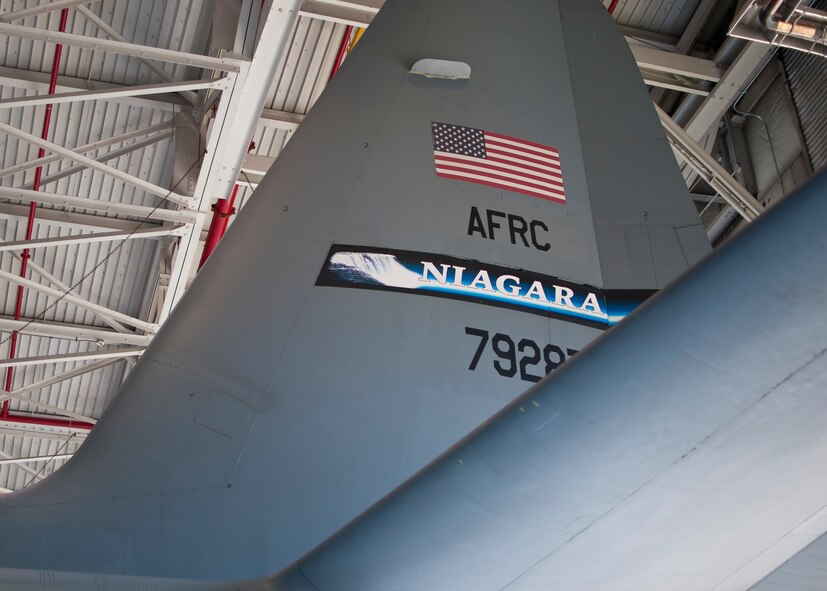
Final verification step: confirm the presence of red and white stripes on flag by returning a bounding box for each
[431,122,565,203]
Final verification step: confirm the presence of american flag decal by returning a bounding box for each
[432,122,565,203]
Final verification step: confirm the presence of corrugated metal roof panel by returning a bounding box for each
[605,0,701,37]
[266,16,342,114]
[0,0,199,492]
[781,48,827,174]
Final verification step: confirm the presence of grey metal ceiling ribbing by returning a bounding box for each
[608,0,702,36]
[0,0,210,491]
[231,17,343,224]
[781,48,827,174]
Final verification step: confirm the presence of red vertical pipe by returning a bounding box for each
[328,25,353,82]
[607,0,620,14]
[3,9,70,419]
[198,188,238,269]
[197,137,255,271]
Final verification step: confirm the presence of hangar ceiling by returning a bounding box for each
[0,0,823,496]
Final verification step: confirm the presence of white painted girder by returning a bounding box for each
[73,4,201,106]
[0,187,200,224]
[0,271,159,333]
[0,0,96,23]
[0,121,174,182]
[0,78,227,109]
[4,360,123,400]
[0,347,144,369]
[0,65,187,110]
[656,104,764,221]
[0,22,242,72]
[0,454,74,465]
[0,224,186,253]
[10,253,130,335]
[0,204,159,234]
[0,120,191,206]
[0,318,151,347]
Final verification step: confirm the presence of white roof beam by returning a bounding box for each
[0,389,97,426]
[300,0,379,26]
[0,66,187,110]
[0,187,200,225]
[74,4,201,105]
[0,121,174,182]
[13,253,130,334]
[0,317,149,346]
[684,42,775,141]
[656,104,763,221]
[0,0,96,22]
[259,108,305,131]
[242,153,276,175]
[0,78,227,110]
[0,225,186,253]
[0,120,191,206]
[640,70,711,95]
[0,347,144,369]
[0,22,242,72]
[0,425,88,441]
[8,359,122,402]
[629,45,722,82]
[0,454,74,466]
[0,204,164,234]
[619,25,680,50]
[21,131,176,193]
[0,270,159,333]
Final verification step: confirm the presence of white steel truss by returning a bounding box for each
[0,0,303,481]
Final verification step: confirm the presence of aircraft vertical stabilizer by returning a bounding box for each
[0,0,708,581]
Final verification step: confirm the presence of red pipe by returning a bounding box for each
[2,413,93,431]
[607,0,620,14]
[198,189,238,269]
[328,25,353,82]
[2,9,70,424]
[197,137,256,270]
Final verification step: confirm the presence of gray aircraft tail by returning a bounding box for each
[266,169,827,591]
[0,0,708,581]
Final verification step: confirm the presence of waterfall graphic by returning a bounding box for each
[329,252,422,289]
[319,246,630,328]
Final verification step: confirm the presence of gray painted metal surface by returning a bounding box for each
[0,0,708,584]
[2,174,827,591]
[752,530,827,590]
[261,172,827,591]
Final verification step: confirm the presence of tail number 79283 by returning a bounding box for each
[465,326,579,383]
